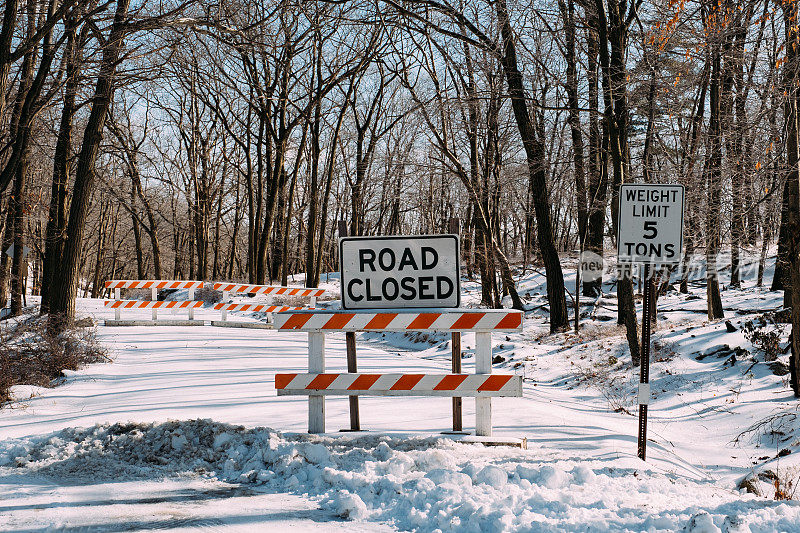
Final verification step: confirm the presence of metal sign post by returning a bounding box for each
[617,184,684,461]
[637,264,653,460]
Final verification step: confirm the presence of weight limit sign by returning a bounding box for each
[616,183,684,462]
[617,184,685,264]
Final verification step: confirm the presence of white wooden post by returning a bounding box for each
[151,287,158,321]
[188,287,195,320]
[222,290,229,302]
[308,331,326,433]
[221,290,229,321]
[114,288,121,321]
[266,312,274,324]
[475,331,493,436]
[310,296,317,308]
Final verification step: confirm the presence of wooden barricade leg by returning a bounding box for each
[448,217,463,431]
[310,296,317,308]
[151,287,158,321]
[188,287,195,320]
[346,331,360,430]
[114,288,121,321]
[222,291,228,321]
[338,220,360,430]
[308,331,326,433]
[475,332,492,436]
[451,332,463,431]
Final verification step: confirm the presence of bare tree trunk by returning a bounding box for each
[706,40,726,320]
[559,0,588,267]
[782,1,800,395]
[497,0,564,326]
[10,155,27,316]
[0,204,12,307]
[594,0,639,361]
[774,177,791,292]
[49,0,131,327]
[584,14,607,297]
[8,0,36,317]
[41,12,81,312]
[91,198,108,299]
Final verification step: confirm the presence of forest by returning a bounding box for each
[0,0,799,383]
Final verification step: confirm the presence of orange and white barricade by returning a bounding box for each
[210,283,324,326]
[211,303,306,326]
[104,280,204,323]
[274,309,523,436]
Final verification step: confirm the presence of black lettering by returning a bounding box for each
[436,276,454,299]
[400,277,417,300]
[418,276,434,299]
[383,278,399,300]
[359,250,376,272]
[624,242,635,255]
[421,247,438,269]
[626,188,638,202]
[347,279,363,302]
[664,244,675,258]
[366,279,381,301]
[378,248,396,271]
[643,221,657,239]
[398,248,418,270]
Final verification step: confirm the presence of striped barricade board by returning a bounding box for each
[210,302,314,329]
[273,309,523,332]
[212,303,308,313]
[275,373,522,397]
[210,283,324,328]
[105,300,204,310]
[105,280,204,289]
[211,283,325,298]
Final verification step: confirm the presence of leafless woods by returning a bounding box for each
[0,0,798,376]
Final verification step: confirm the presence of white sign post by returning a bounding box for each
[618,183,684,462]
[4,244,30,259]
[339,235,460,309]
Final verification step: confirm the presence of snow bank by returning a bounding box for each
[2,419,799,532]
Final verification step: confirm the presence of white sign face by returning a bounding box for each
[340,235,460,309]
[617,184,684,264]
[4,244,30,259]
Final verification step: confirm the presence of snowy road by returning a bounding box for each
[2,296,800,531]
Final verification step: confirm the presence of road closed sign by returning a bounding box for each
[339,235,460,309]
[617,184,684,264]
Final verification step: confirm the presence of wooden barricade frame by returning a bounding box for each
[273,308,523,436]
[210,283,324,328]
[104,280,204,325]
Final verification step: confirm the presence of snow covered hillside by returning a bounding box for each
[2,256,800,532]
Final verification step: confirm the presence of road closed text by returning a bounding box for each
[340,236,460,309]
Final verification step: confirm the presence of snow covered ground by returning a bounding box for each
[2,255,800,531]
